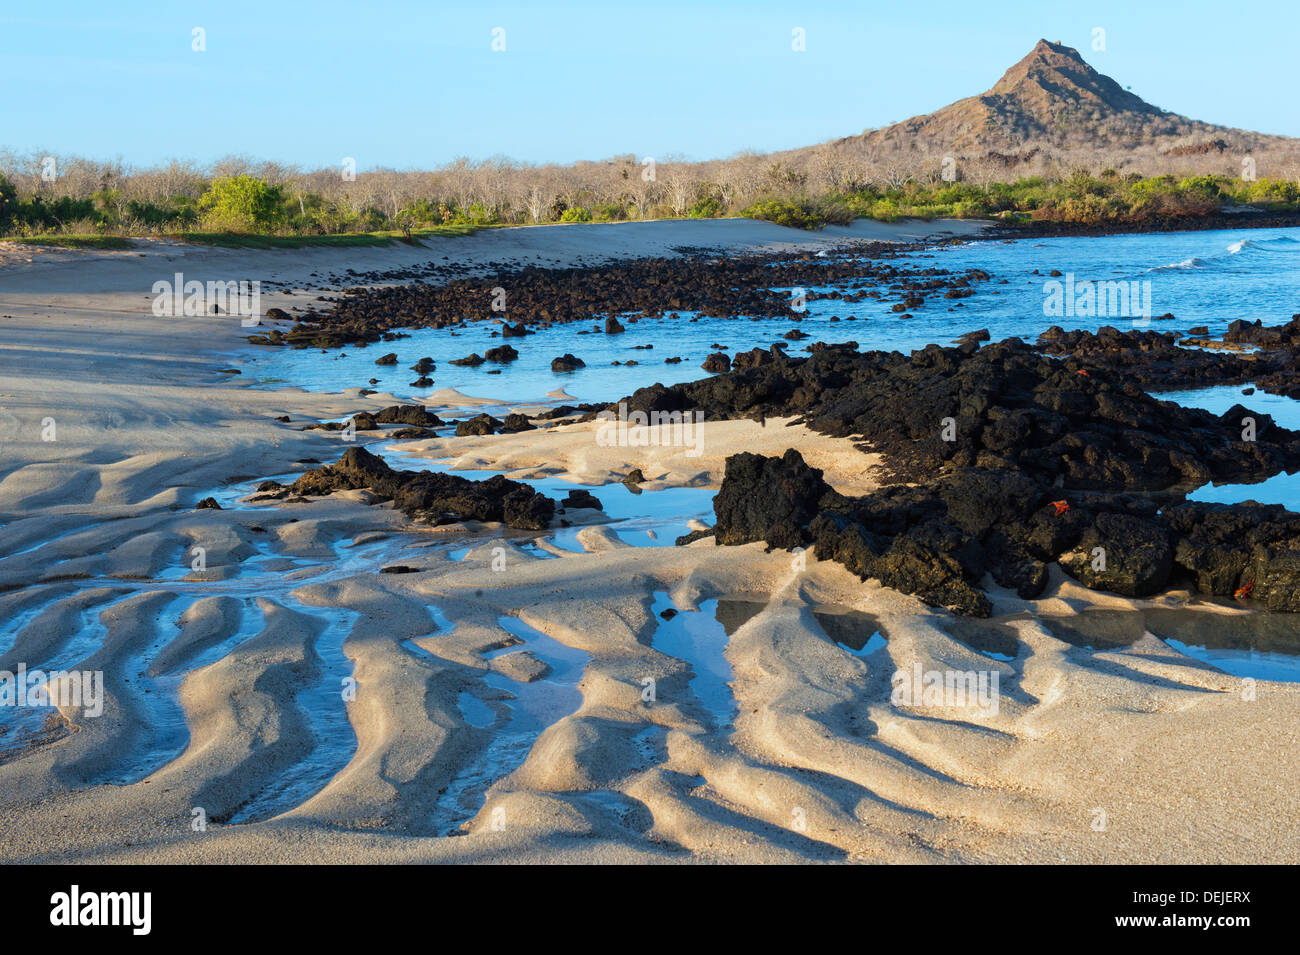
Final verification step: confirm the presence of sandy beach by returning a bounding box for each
[2,217,1298,865]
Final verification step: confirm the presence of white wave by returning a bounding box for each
[1146,256,1208,272]
[1227,236,1300,255]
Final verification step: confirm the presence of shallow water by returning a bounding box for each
[224,597,361,823]
[938,617,1019,661]
[240,227,1300,405]
[395,456,717,551]
[1037,607,1300,682]
[433,615,589,833]
[1162,639,1300,683]
[1154,383,1300,432]
[1190,469,1300,509]
[0,532,433,805]
[890,228,1300,345]
[649,593,739,728]
[812,607,887,656]
[0,600,114,761]
[1153,383,1300,509]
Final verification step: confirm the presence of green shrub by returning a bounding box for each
[1229,177,1300,208]
[198,175,285,231]
[687,196,723,219]
[593,201,628,221]
[742,198,824,229]
[869,199,902,222]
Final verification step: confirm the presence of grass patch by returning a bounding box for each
[3,234,135,250]
[165,225,481,249]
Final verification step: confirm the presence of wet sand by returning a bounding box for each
[2,217,1298,864]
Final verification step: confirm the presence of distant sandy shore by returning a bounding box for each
[1,216,1297,864]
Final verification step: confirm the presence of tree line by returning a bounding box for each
[1,143,1297,239]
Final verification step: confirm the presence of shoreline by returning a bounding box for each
[0,216,990,276]
[984,208,1300,240]
[6,205,1299,268]
[2,217,1300,864]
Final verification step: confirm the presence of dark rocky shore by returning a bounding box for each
[259,445,556,530]
[986,209,1300,241]
[1037,320,1300,398]
[247,244,991,350]
[627,330,1300,615]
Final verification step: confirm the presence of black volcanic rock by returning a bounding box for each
[303,413,377,432]
[456,413,504,436]
[629,337,1300,490]
[671,336,1300,615]
[288,446,555,529]
[732,345,784,372]
[375,405,444,427]
[551,354,585,372]
[702,352,731,373]
[562,489,603,510]
[1166,502,1300,612]
[1035,326,1300,398]
[713,449,841,550]
[1224,316,1300,347]
[263,249,992,350]
[500,413,536,434]
[1059,513,1173,597]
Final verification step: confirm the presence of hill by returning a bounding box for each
[818,39,1293,177]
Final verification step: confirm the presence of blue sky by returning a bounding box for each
[3,1,1296,170]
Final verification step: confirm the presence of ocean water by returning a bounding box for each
[239,226,1300,405]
